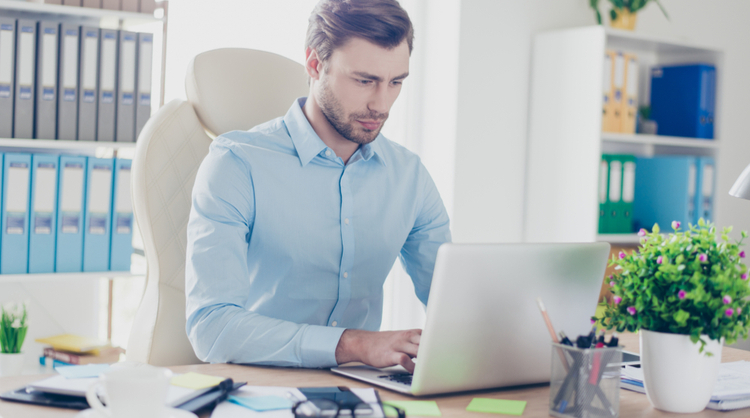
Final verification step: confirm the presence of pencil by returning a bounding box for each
[537,297,560,343]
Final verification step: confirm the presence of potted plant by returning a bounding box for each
[589,0,669,31]
[0,302,28,377]
[598,219,750,413]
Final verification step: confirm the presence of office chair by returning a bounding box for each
[126,48,309,366]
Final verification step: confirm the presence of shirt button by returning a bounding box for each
[343,272,348,279]
[344,218,349,225]
[325,150,332,157]
[332,321,338,327]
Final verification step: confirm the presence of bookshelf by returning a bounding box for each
[524,25,723,244]
[0,1,168,342]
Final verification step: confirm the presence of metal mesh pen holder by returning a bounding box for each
[549,343,622,418]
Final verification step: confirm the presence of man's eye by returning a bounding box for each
[392,81,403,86]
[358,79,373,85]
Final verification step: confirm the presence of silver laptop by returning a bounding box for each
[331,242,610,396]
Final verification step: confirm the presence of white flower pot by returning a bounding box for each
[640,329,722,413]
[0,352,25,377]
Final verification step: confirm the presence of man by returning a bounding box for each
[185,0,450,373]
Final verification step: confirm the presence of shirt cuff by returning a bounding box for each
[300,324,347,368]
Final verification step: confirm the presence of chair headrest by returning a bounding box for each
[185,48,309,137]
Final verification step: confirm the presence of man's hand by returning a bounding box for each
[335,329,421,373]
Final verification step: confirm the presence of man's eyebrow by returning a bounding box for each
[353,71,410,82]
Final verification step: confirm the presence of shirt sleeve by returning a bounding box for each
[185,141,345,368]
[398,164,452,305]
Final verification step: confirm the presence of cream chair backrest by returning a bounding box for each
[127,49,308,366]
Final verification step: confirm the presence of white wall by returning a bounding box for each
[450,0,750,244]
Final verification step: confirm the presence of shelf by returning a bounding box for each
[0,270,137,284]
[597,234,643,244]
[601,133,719,149]
[0,138,136,151]
[0,0,161,23]
[604,27,722,55]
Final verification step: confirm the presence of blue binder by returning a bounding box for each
[650,64,716,139]
[1,153,32,274]
[633,156,697,232]
[28,154,59,273]
[55,156,87,273]
[109,159,133,271]
[83,158,114,272]
[696,157,715,224]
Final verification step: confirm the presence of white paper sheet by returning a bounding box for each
[211,386,384,418]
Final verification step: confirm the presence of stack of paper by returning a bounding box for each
[621,362,750,411]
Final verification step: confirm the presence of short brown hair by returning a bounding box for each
[306,0,414,63]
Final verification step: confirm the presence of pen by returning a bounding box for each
[559,331,573,346]
[537,298,569,372]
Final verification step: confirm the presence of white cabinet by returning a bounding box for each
[524,26,722,244]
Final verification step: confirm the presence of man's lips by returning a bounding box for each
[357,120,381,130]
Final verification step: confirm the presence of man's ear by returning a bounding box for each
[305,47,323,81]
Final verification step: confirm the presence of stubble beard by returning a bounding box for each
[317,79,388,145]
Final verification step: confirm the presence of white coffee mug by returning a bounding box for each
[85,366,172,418]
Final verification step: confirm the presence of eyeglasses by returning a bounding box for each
[292,399,406,418]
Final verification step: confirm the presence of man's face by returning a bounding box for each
[314,37,410,145]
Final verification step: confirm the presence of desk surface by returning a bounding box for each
[2,333,750,418]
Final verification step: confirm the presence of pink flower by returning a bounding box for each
[657,256,664,264]
[613,296,622,305]
[741,251,746,259]
[724,295,733,305]
[609,281,615,287]
[699,253,708,262]
[678,290,687,300]
[739,307,743,315]
[726,308,735,317]
[590,318,596,324]
[638,229,647,237]
[672,221,681,230]
[742,274,748,280]
[627,306,637,315]
[619,251,626,259]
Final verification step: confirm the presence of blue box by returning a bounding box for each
[650,64,716,139]
[633,156,697,232]
[83,157,114,272]
[1,153,32,274]
[55,156,87,273]
[28,154,59,273]
[109,159,133,272]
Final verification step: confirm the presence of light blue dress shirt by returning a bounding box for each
[185,98,451,368]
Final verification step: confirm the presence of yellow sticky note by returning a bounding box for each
[170,372,225,390]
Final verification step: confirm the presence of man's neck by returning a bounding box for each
[303,96,359,164]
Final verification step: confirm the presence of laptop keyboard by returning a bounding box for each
[379,373,413,386]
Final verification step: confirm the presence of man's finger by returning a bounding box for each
[396,353,415,373]
[399,342,419,358]
[408,331,421,345]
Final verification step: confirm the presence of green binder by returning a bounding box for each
[598,154,611,234]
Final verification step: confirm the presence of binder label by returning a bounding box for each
[19,87,31,100]
[0,24,12,31]
[34,214,52,234]
[43,87,55,101]
[0,85,9,98]
[60,162,84,234]
[21,26,33,33]
[0,29,12,87]
[140,93,151,106]
[123,93,134,105]
[64,88,76,102]
[65,29,77,37]
[86,31,97,38]
[102,91,114,103]
[83,90,95,102]
[89,215,107,235]
[61,213,80,234]
[116,214,132,234]
[44,28,55,35]
[6,214,24,234]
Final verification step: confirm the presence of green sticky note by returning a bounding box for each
[170,372,225,390]
[383,400,441,416]
[466,398,527,416]
[228,395,293,411]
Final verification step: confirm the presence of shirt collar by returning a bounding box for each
[283,98,387,167]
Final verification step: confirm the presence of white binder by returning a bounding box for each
[135,32,153,140]
[78,27,99,142]
[35,21,58,140]
[97,29,118,142]
[58,24,80,141]
[115,31,136,142]
[0,18,16,138]
[13,20,36,139]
